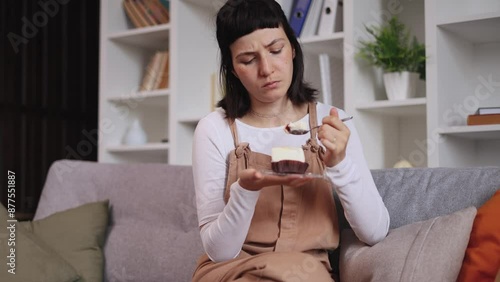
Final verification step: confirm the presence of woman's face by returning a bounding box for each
[230,27,294,105]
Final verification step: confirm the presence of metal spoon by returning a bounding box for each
[284,116,354,135]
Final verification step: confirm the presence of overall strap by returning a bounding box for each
[308,102,320,145]
[228,119,240,149]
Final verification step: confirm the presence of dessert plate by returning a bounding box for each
[260,170,326,179]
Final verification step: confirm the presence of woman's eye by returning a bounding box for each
[270,48,283,54]
[240,56,255,65]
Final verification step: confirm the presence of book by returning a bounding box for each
[135,0,158,26]
[140,51,162,91]
[467,114,500,126]
[300,0,324,38]
[123,0,145,28]
[289,0,313,37]
[127,0,150,28]
[144,0,170,24]
[158,0,170,11]
[158,51,170,89]
[317,0,339,36]
[475,107,500,115]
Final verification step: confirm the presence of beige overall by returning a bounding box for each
[192,103,339,282]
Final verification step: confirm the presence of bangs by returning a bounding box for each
[217,0,285,47]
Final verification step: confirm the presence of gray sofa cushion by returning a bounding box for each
[371,167,500,229]
[35,160,203,282]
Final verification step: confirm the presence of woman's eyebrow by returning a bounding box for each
[265,38,285,48]
[235,38,285,58]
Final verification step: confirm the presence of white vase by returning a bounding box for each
[383,71,419,100]
[123,118,147,145]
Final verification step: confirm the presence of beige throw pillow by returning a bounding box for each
[340,206,477,282]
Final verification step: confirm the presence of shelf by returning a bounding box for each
[107,142,170,153]
[106,142,169,161]
[108,24,170,49]
[437,12,500,44]
[107,89,170,107]
[356,98,427,116]
[438,125,500,140]
[182,0,220,10]
[299,32,344,57]
[177,116,203,124]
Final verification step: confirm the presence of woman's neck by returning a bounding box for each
[241,100,308,128]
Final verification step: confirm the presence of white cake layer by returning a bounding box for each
[271,147,305,162]
[287,121,308,131]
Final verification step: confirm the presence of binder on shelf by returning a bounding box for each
[335,1,343,32]
[317,0,340,36]
[467,114,500,126]
[300,0,324,38]
[289,0,313,37]
[319,53,332,105]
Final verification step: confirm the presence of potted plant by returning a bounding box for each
[357,17,426,100]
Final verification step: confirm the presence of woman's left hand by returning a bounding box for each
[318,108,350,167]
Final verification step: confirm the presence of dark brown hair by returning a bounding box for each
[216,0,317,119]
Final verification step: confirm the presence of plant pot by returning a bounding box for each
[383,71,419,100]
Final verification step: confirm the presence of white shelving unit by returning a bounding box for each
[344,0,428,168]
[426,0,500,167]
[99,0,218,164]
[99,0,500,168]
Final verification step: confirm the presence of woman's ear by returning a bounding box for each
[292,48,296,59]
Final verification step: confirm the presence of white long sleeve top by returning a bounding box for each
[192,103,390,262]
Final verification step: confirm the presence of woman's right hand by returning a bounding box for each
[237,168,313,191]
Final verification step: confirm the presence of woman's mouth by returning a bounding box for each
[263,81,279,88]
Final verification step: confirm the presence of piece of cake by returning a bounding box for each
[284,121,308,135]
[271,147,309,174]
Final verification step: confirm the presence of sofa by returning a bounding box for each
[32,160,500,281]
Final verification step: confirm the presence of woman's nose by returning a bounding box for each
[258,56,273,77]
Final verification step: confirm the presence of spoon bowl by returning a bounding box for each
[284,116,353,135]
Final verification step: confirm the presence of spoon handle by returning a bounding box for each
[309,116,353,131]
[341,116,354,122]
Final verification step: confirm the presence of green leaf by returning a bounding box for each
[356,16,426,79]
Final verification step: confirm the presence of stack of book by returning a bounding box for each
[467,107,500,126]
[123,0,170,28]
[140,51,169,91]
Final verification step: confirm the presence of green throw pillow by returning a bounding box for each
[0,204,80,282]
[0,200,109,282]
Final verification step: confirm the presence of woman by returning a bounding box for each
[192,0,390,281]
